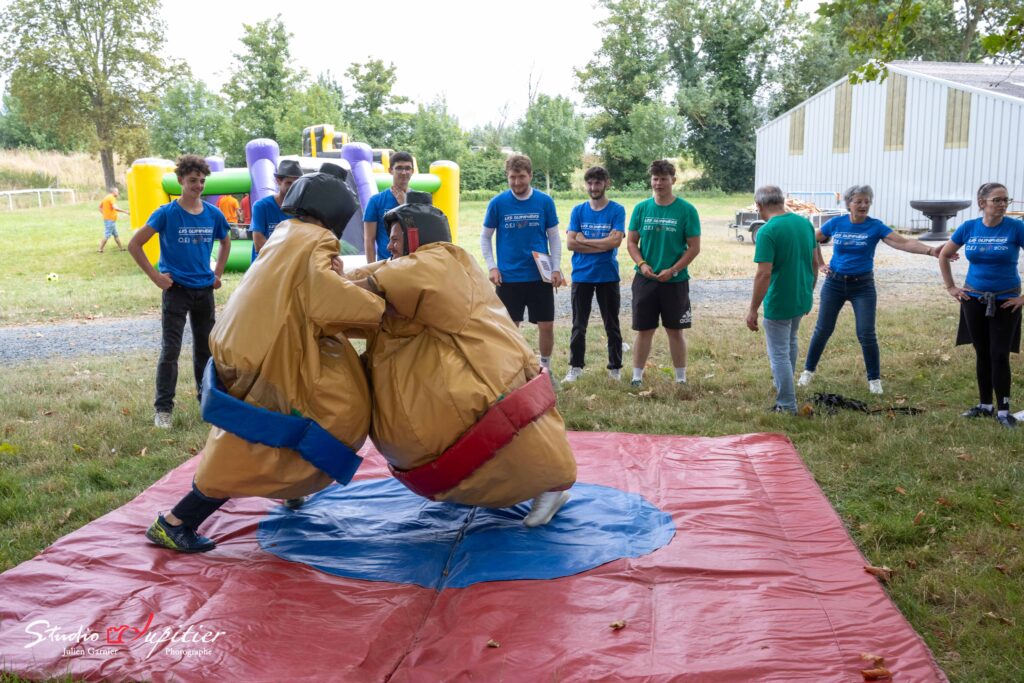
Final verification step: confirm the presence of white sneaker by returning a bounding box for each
[797,370,814,387]
[523,491,570,527]
[153,412,172,429]
[868,379,883,395]
[608,368,621,381]
[563,367,583,383]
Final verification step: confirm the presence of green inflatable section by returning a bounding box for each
[374,173,442,193]
[162,168,252,196]
[213,239,253,273]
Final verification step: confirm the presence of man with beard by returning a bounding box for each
[563,166,626,383]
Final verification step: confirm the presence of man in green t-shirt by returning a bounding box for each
[626,159,701,387]
[746,185,821,413]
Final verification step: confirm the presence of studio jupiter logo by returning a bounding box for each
[22,611,227,659]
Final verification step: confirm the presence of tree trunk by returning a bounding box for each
[100,147,116,191]
[959,1,984,61]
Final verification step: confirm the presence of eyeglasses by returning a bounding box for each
[392,166,414,173]
[986,197,1012,204]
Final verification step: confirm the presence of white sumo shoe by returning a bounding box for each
[868,379,883,395]
[563,367,583,383]
[523,491,570,528]
[797,370,814,387]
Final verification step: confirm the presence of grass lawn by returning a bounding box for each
[0,200,1021,682]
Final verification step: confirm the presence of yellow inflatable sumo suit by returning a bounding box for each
[357,200,576,511]
[193,218,385,499]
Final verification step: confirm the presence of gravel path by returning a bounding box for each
[0,249,972,366]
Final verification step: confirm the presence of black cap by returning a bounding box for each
[274,159,303,179]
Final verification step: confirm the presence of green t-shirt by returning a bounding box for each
[628,197,701,282]
[753,212,817,320]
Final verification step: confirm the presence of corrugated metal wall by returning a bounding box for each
[755,68,1024,231]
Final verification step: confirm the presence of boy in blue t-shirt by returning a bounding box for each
[564,166,626,382]
[363,151,415,262]
[480,154,563,377]
[251,159,302,261]
[128,154,231,429]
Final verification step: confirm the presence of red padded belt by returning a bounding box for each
[390,368,556,499]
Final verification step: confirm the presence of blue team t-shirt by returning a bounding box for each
[363,189,400,260]
[251,194,291,260]
[484,189,559,282]
[951,216,1024,299]
[147,200,229,289]
[820,214,893,275]
[567,201,626,283]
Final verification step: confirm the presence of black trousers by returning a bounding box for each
[155,284,215,412]
[569,281,622,369]
[961,296,1020,410]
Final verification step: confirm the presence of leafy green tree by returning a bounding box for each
[410,98,467,165]
[150,79,229,158]
[576,0,666,184]
[665,0,792,191]
[344,58,412,149]
[0,91,90,151]
[275,74,348,155]
[222,15,301,163]
[604,101,684,174]
[515,94,586,192]
[0,0,175,188]
[460,147,508,191]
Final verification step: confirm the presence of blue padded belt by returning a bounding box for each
[200,358,363,485]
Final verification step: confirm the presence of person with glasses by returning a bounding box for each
[363,151,415,262]
[798,185,943,395]
[940,182,1024,428]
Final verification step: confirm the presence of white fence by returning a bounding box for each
[0,188,77,210]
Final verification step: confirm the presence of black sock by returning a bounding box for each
[170,483,228,530]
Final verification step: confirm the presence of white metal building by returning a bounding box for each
[755,61,1024,230]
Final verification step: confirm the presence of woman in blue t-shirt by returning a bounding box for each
[940,182,1024,428]
[798,185,941,395]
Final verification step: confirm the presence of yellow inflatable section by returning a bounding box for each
[430,160,460,243]
[126,158,175,266]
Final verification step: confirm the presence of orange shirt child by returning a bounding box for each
[218,195,240,223]
[100,193,120,221]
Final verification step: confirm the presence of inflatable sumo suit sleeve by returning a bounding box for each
[367,242,576,508]
[192,172,385,500]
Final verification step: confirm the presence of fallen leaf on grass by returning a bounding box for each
[993,513,1003,525]
[42,410,53,417]
[188,447,198,455]
[72,444,84,453]
[486,639,500,648]
[1010,522,1021,531]
[138,447,148,457]
[994,564,1009,575]
[956,453,973,462]
[584,394,598,403]
[863,565,893,582]
[798,403,815,418]
[913,510,925,525]
[58,508,73,524]
[703,373,715,379]
[905,558,918,569]
[895,486,907,495]
[637,390,654,398]
[861,666,893,680]
[609,620,627,630]
[982,611,1014,626]
[860,653,885,666]
[120,408,131,416]
[935,497,953,507]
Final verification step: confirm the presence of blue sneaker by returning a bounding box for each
[145,515,216,553]
[997,413,1018,429]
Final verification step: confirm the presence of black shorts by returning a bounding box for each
[631,277,692,330]
[496,280,555,324]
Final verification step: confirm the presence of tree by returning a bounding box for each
[576,0,666,184]
[345,59,412,149]
[665,0,793,191]
[515,95,586,192]
[275,73,348,155]
[222,15,301,163]
[410,98,467,165]
[150,79,230,158]
[0,91,90,152]
[604,101,684,175]
[0,0,175,188]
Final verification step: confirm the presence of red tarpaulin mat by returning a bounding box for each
[0,432,946,682]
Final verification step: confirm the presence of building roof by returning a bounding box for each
[891,61,1024,102]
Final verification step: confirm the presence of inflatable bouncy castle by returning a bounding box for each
[125,126,460,271]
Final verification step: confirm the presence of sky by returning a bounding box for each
[161,0,608,130]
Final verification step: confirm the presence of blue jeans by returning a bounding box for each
[804,272,879,381]
[763,316,803,412]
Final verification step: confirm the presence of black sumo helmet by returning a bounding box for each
[382,190,451,254]
[281,162,357,239]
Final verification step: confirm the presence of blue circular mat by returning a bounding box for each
[257,478,675,589]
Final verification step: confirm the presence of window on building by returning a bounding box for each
[833,81,852,153]
[944,88,971,149]
[884,73,907,151]
[789,106,805,155]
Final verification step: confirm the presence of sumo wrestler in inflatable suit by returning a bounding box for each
[145,164,385,553]
[351,192,577,527]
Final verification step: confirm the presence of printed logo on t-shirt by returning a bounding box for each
[966,236,1012,253]
[579,221,613,239]
[832,232,871,247]
[178,226,216,245]
[503,212,543,230]
[641,217,678,233]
